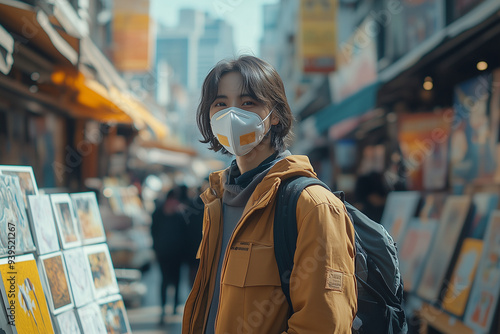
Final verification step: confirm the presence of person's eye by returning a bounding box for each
[242,101,255,106]
[214,102,226,107]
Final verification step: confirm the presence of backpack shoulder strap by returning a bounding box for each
[273,176,330,313]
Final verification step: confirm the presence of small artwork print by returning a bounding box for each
[84,244,119,299]
[51,194,81,249]
[39,252,74,315]
[99,295,132,334]
[77,303,107,334]
[71,192,106,244]
[417,195,472,302]
[468,193,499,239]
[0,165,39,208]
[442,238,483,316]
[380,191,420,244]
[64,248,94,307]
[399,219,437,292]
[27,195,60,255]
[56,310,81,334]
[464,211,500,332]
[0,174,36,256]
[0,254,55,333]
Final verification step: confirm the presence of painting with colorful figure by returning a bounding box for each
[50,194,82,249]
[38,252,74,315]
[84,244,119,299]
[71,192,106,244]
[99,295,132,334]
[0,165,39,208]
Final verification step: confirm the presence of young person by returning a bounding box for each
[182,56,357,333]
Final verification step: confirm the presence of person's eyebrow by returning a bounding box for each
[213,93,254,99]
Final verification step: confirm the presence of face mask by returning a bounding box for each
[210,107,273,156]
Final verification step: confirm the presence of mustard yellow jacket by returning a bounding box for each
[182,155,357,333]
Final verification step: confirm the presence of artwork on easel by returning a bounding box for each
[76,303,107,334]
[63,248,95,307]
[50,194,82,249]
[99,295,132,334]
[442,238,483,316]
[417,195,471,302]
[0,254,54,333]
[0,174,36,257]
[380,191,420,244]
[71,192,106,244]
[55,309,81,334]
[464,211,500,332]
[84,244,119,299]
[27,195,60,255]
[38,252,74,315]
[399,218,437,292]
[0,165,39,208]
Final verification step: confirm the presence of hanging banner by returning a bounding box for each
[112,0,153,72]
[298,0,338,73]
[0,24,14,75]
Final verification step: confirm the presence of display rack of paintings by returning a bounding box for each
[76,302,107,334]
[464,211,500,333]
[99,294,132,334]
[0,302,14,334]
[50,194,82,249]
[54,309,81,334]
[38,252,74,315]
[84,244,119,300]
[442,238,484,316]
[71,192,106,245]
[0,254,55,334]
[63,248,95,308]
[27,195,60,255]
[380,191,420,244]
[417,195,472,302]
[0,165,39,208]
[0,174,36,257]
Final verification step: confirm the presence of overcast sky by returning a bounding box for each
[150,0,279,57]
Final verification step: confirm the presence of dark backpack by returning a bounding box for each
[273,176,407,334]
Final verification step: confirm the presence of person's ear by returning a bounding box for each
[271,114,279,126]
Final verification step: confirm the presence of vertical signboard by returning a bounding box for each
[112,0,153,72]
[299,0,338,73]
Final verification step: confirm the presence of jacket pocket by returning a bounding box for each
[223,243,281,287]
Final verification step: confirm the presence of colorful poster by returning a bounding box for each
[442,238,483,316]
[71,192,106,244]
[417,195,472,302]
[399,219,437,292]
[99,295,132,334]
[77,303,107,334]
[55,309,81,334]
[0,254,55,333]
[468,193,499,239]
[27,195,60,255]
[84,244,119,299]
[64,248,95,307]
[464,211,500,332]
[380,191,420,244]
[38,252,74,315]
[451,74,498,191]
[0,166,39,208]
[50,194,82,249]
[0,175,36,256]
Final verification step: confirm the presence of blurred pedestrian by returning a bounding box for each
[151,188,186,325]
[182,56,357,333]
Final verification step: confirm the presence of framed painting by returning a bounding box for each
[84,244,119,299]
[380,191,420,244]
[50,194,81,249]
[442,238,483,316]
[417,195,472,302]
[0,174,36,257]
[399,218,437,292]
[464,211,500,332]
[71,192,106,244]
[0,165,39,208]
[27,195,60,255]
[63,248,94,307]
[55,309,81,334]
[468,193,499,239]
[99,295,132,334]
[38,252,74,315]
[76,303,107,334]
[0,254,54,333]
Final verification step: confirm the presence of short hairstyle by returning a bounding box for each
[197,55,294,155]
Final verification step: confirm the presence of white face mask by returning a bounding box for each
[210,107,273,156]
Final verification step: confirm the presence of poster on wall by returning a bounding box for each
[38,252,74,315]
[417,195,472,302]
[0,174,36,257]
[0,165,39,208]
[379,191,420,244]
[84,244,119,299]
[50,194,82,249]
[0,254,55,333]
[464,211,500,332]
[450,74,499,192]
[71,192,106,244]
[27,195,60,255]
[99,295,132,334]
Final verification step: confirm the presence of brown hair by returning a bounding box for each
[197,55,294,155]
